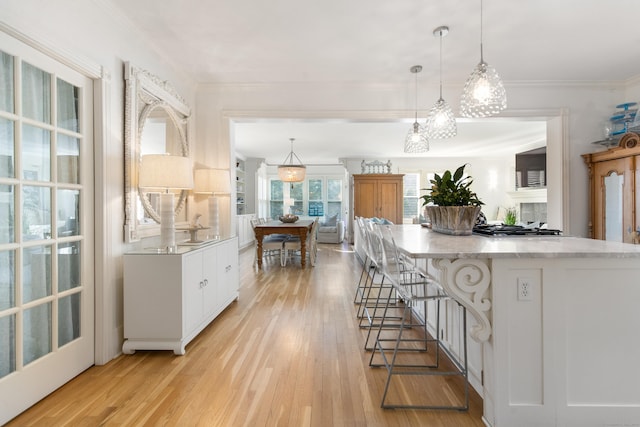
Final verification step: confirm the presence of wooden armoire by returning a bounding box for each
[352,174,404,224]
[582,132,640,243]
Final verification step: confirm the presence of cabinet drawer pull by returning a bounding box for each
[199,281,204,289]
[203,279,208,287]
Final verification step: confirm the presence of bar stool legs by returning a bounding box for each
[374,301,469,410]
[365,223,470,411]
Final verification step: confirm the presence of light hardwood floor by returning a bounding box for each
[8,242,485,426]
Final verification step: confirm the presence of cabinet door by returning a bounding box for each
[184,251,204,334]
[217,239,239,303]
[124,255,183,339]
[378,180,402,223]
[354,179,378,218]
[593,157,634,242]
[201,245,219,316]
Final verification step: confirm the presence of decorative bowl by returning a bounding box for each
[279,214,299,223]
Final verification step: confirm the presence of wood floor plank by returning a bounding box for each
[7,242,485,426]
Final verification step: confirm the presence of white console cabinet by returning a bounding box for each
[122,237,239,355]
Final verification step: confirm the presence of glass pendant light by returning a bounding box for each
[426,25,457,139]
[404,65,429,153]
[278,138,306,182]
[460,0,507,118]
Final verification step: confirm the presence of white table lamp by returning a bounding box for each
[139,154,194,251]
[194,168,231,239]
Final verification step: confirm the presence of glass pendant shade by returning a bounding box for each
[278,138,306,182]
[426,26,457,139]
[404,65,429,153]
[460,0,507,118]
[460,61,507,118]
[404,121,429,153]
[426,97,457,139]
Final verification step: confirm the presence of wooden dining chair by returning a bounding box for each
[250,219,286,266]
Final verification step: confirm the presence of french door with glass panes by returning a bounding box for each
[0,33,94,424]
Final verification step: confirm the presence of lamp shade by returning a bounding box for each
[278,165,306,182]
[194,168,231,194]
[460,61,507,118]
[460,0,507,118]
[139,154,194,189]
[404,122,429,153]
[278,137,306,182]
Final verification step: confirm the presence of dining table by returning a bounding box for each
[253,219,314,268]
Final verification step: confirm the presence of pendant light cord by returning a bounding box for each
[439,32,443,100]
[414,69,418,122]
[479,0,484,63]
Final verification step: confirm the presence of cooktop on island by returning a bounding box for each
[473,224,562,236]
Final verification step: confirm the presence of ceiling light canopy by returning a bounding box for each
[425,26,457,139]
[404,65,429,154]
[278,138,306,182]
[460,0,507,118]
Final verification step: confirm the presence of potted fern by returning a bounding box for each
[421,164,484,235]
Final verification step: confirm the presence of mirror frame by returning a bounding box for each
[123,62,191,242]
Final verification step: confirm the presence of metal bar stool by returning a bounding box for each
[368,224,469,411]
[357,219,405,351]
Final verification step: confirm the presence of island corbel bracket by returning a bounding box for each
[433,258,492,342]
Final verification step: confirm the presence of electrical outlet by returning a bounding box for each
[517,278,533,301]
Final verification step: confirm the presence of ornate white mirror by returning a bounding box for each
[124,62,191,242]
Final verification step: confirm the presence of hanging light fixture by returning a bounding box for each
[426,26,457,139]
[404,65,429,153]
[460,0,507,118]
[278,138,306,182]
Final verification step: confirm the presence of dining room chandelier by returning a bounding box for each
[404,65,429,153]
[278,138,306,182]
[425,25,457,139]
[460,0,507,118]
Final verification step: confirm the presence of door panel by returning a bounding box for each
[0,33,94,424]
[379,181,401,223]
[593,157,633,242]
[354,180,377,218]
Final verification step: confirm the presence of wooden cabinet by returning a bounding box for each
[583,132,640,243]
[122,237,239,355]
[353,174,404,224]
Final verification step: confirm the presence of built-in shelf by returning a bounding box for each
[236,158,245,214]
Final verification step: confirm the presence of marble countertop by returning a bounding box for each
[126,237,231,255]
[389,224,640,259]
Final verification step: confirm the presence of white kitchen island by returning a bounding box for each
[387,224,640,427]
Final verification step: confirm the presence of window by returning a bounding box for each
[269,180,303,218]
[403,173,421,223]
[268,177,343,220]
[269,179,284,218]
[327,178,342,218]
[308,178,323,216]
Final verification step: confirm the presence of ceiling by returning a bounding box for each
[109,0,640,163]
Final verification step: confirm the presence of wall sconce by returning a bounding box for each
[139,154,194,251]
[194,168,231,240]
